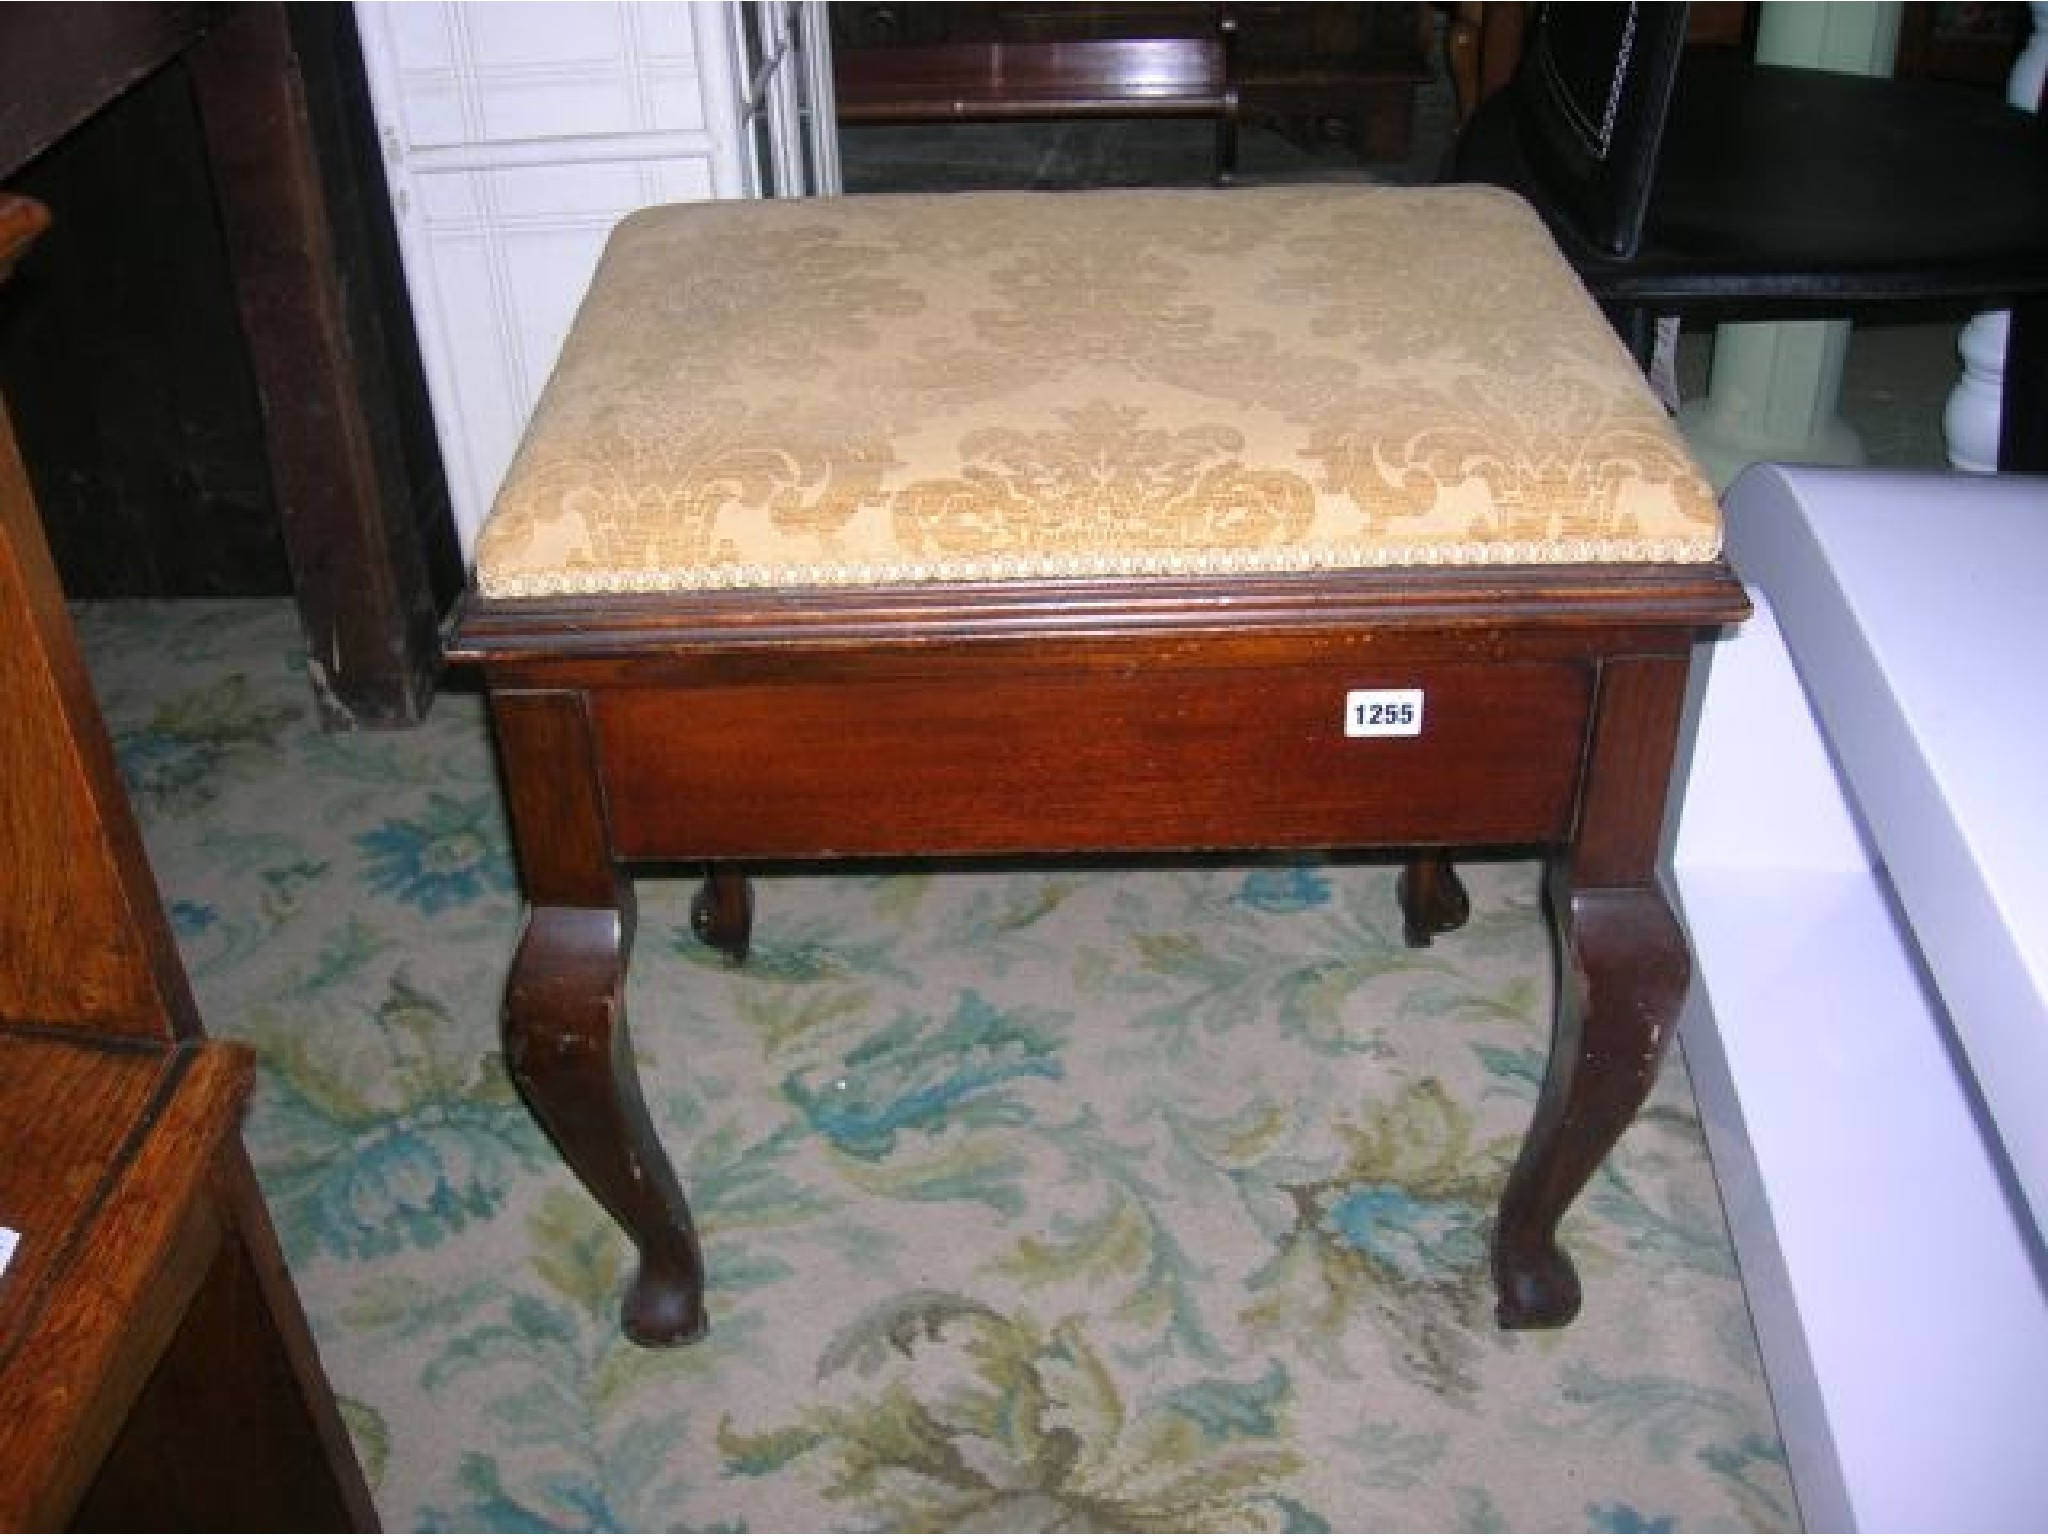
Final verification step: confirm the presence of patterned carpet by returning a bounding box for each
[76,598,1796,1533]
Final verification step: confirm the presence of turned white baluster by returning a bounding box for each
[1942,3,2048,472]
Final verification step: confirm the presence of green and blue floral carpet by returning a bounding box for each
[75,598,1797,1533]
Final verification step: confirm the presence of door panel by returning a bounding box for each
[355,1,829,554]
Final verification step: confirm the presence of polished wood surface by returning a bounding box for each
[593,648,1589,856]
[0,199,199,1043]
[835,34,1234,120]
[834,20,1239,181]
[455,560,1748,1345]
[0,1034,248,1529]
[832,3,1436,169]
[70,1135,379,1532]
[0,190,377,1530]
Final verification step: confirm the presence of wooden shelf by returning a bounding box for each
[0,1031,252,1528]
[829,3,1436,170]
[2,185,377,1530]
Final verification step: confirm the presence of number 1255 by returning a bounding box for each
[1344,688,1425,738]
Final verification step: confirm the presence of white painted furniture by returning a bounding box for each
[1670,462,2048,1531]
[351,2,835,554]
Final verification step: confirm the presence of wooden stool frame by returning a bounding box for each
[453,559,1746,1347]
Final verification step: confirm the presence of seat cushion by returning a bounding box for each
[474,185,1720,598]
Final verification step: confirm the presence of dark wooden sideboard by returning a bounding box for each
[831,3,1438,168]
[0,2,457,729]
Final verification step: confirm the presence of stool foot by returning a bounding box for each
[1492,869,1688,1329]
[1493,1234,1582,1329]
[506,903,708,1347]
[623,1253,710,1347]
[691,865,754,963]
[1397,851,1470,947]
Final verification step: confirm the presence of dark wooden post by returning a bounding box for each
[187,2,457,728]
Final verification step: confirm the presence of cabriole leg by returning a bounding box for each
[490,688,706,1346]
[1493,870,1689,1327]
[1493,651,1696,1328]
[505,900,707,1345]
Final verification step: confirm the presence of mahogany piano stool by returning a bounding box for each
[449,185,1746,1346]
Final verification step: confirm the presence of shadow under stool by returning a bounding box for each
[449,185,1746,1346]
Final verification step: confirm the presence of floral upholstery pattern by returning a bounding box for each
[474,185,1721,597]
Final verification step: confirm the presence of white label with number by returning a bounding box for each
[1344,688,1424,738]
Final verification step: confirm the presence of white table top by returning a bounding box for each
[1723,463,2048,1245]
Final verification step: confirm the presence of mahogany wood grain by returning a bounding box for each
[455,560,1747,1343]
[1,193,377,1528]
[595,651,1589,859]
[834,36,1232,120]
[453,564,1741,660]
[0,198,52,279]
[831,23,1239,180]
[491,691,708,1346]
[830,4,1439,174]
[1561,653,1694,888]
[1493,874,1693,1327]
[1492,650,1700,1327]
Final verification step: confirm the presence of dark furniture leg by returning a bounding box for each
[1397,849,1470,947]
[475,626,1728,1343]
[464,576,1739,1348]
[1493,874,1688,1326]
[188,4,452,729]
[1215,8,1240,184]
[691,865,755,963]
[493,690,706,1345]
[1492,654,1693,1328]
[1214,107,1240,184]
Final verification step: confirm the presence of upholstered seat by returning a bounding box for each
[475,186,1718,599]
[452,183,1746,1350]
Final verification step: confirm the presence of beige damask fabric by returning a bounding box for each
[474,186,1721,597]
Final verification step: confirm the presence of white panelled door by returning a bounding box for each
[353,1,838,556]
